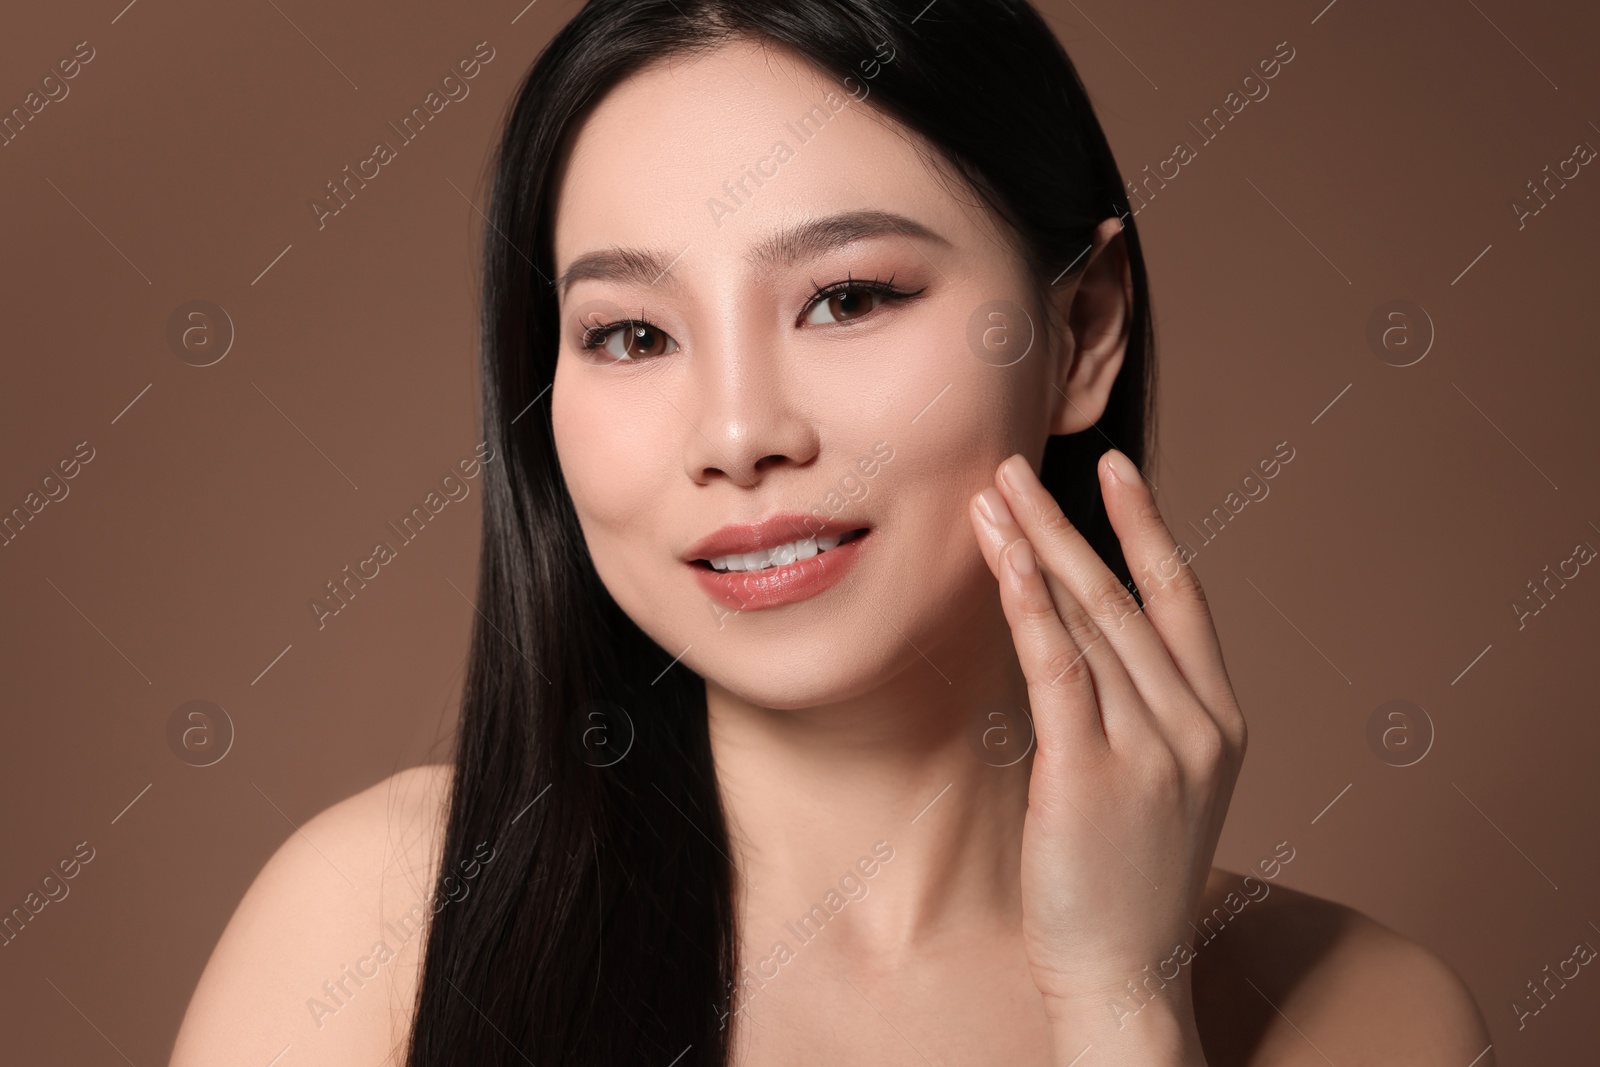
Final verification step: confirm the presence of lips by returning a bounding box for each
[681,513,871,564]
[690,528,870,610]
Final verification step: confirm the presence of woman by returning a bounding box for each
[172,1,1495,1064]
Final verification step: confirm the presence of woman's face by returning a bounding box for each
[549,38,1118,710]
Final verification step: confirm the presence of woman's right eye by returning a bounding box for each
[580,319,679,362]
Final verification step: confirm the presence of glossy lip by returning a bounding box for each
[681,512,871,563]
[690,528,871,611]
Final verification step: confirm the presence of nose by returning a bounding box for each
[679,332,820,487]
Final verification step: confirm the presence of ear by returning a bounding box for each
[1046,215,1132,436]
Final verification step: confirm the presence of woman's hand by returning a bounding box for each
[968,449,1247,1065]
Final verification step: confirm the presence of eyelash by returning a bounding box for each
[576,272,923,356]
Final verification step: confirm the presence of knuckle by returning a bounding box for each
[1082,574,1142,630]
[1137,746,1183,798]
[1185,718,1227,777]
[1040,642,1091,688]
[1130,490,1166,528]
[1169,558,1211,609]
[1058,602,1104,653]
[1016,594,1061,626]
[1035,501,1075,537]
[1222,705,1248,758]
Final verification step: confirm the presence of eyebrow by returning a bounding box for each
[553,209,950,296]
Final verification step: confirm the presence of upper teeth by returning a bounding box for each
[707,532,853,572]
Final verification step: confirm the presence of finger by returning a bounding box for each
[1097,449,1243,747]
[972,489,1154,753]
[994,455,1192,719]
[990,528,1113,769]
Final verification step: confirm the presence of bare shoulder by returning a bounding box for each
[1190,865,1494,1067]
[171,763,454,1067]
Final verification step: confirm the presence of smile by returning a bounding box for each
[698,528,868,573]
[688,528,872,611]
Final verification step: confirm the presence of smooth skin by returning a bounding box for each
[171,35,1493,1067]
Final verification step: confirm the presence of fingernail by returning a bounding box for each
[1006,538,1037,577]
[1104,449,1139,486]
[976,487,1013,526]
[1000,454,1034,493]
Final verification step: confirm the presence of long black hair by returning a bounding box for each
[403,0,1157,1063]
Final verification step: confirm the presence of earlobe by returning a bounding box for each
[1047,217,1131,436]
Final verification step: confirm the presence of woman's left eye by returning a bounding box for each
[802,278,920,327]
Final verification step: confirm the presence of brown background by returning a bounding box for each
[1,0,1596,1062]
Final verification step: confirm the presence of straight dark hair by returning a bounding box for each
[404,0,1157,1063]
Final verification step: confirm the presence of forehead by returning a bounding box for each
[550,38,991,286]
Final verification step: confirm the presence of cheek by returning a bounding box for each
[551,370,681,608]
[551,363,655,525]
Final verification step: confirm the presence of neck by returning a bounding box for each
[707,593,1034,969]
